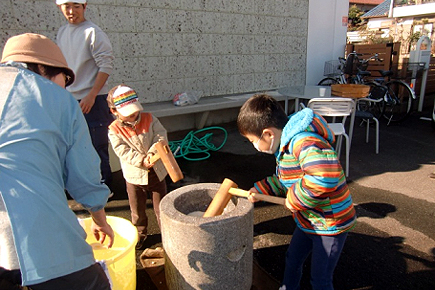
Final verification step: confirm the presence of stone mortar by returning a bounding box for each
[160,183,254,290]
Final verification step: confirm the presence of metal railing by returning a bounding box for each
[394,0,435,7]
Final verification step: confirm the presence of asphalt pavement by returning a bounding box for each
[72,95,435,290]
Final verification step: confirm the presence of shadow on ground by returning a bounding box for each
[107,149,435,289]
[96,97,435,289]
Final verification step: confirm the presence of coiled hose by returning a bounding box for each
[168,126,228,161]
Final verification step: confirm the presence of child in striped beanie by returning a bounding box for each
[107,84,169,250]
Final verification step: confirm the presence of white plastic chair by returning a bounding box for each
[355,97,380,154]
[308,97,354,177]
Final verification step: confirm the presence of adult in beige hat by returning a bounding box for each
[1,33,74,87]
[57,0,115,194]
[0,32,114,290]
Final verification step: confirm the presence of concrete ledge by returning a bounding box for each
[142,90,288,130]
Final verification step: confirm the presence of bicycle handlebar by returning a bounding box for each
[366,53,383,63]
[351,52,383,64]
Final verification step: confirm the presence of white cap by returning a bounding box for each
[112,85,144,117]
[56,0,87,4]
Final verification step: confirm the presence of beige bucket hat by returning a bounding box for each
[1,33,75,86]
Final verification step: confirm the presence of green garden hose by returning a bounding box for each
[168,126,228,161]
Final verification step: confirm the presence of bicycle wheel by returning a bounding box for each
[358,81,385,120]
[317,77,339,86]
[383,80,414,124]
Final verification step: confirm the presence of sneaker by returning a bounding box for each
[136,236,147,250]
[430,172,435,180]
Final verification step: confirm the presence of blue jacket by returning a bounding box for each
[0,66,109,285]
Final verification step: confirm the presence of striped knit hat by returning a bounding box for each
[112,85,143,117]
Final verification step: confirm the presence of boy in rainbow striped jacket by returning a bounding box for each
[237,94,356,290]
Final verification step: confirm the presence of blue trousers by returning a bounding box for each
[82,95,114,187]
[281,227,348,290]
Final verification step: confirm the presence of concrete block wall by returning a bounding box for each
[0,0,308,104]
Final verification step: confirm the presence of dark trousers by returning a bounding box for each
[28,263,110,290]
[0,267,22,289]
[88,126,112,186]
[282,226,348,290]
[81,95,114,187]
[126,169,167,239]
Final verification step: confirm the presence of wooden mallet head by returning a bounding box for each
[150,139,184,183]
[203,178,237,217]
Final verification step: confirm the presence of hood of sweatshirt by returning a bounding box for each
[278,108,335,154]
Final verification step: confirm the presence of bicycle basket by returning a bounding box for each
[369,84,387,100]
[323,60,342,77]
[407,62,425,72]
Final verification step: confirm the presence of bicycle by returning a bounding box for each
[319,52,384,122]
[318,51,374,86]
[320,52,418,124]
[364,66,417,124]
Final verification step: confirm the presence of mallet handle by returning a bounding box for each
[228,188,286,205]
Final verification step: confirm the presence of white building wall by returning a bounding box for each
[393,2,435,17]
[0,0,311,104]
[306,0,349,85]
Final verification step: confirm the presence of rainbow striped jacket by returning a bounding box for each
[254,108,356,235]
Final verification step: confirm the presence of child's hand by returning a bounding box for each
[143,154,154,169]
[247,187,259,203]
[285,198,297,213]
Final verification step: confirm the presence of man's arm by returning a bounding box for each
[79,72,109,114]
